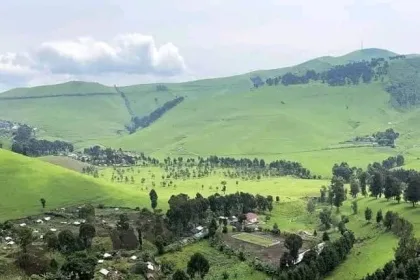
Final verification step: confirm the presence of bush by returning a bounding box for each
[222,226,228,233]
[131,261,148,275]
[16,253,50,276]
[223,271,230,279]
[98,204,105,209]
[161,259,175,275]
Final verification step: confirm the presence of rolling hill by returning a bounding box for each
[1,48,420,176]
[0,149,150,220]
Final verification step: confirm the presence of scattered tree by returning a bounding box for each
[187,253,210,279]
[40,198,46,209]
[79,224,96,249]
[365,207,372,223]
[351,201,358,214]
[307,199,316,214]
[376,209,383,224]
[284,234,303,261]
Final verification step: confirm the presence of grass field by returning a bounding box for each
[40,155,92,172]
[157,241,268,280]
[231,233,280,247]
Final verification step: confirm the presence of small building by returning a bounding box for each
[99,268,109,276]
[245,213,258,224]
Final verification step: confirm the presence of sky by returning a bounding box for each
[0,0,418,90]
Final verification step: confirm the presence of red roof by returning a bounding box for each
[245,213,257,221]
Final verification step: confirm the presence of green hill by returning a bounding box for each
[0,149,148,220]
[2,48,420,176]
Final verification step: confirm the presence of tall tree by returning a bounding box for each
[208,219,218,238]
[40,198,46,209]
[376,209,383,224]
[370,171,384,198]
[350,179,360,198]
[405,175,420,207]
[284,234,303,261]
[331,176,346,211]
[365,207,372,223]
[359,172,368,196]
[79,224,96,249]
[149,189,158,210]
[187,253,210,279]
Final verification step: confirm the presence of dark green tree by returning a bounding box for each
[351,201,358,214]
[18,227,34,253]
[208,219,218,238]
[405,175,420,207]
[79,224,96,249]
[61,252,97,280]
[284,234,303,261]
[319,208,332,229]
[376,209,383,224]
[44,231,59,251]
[370,171,384,198]
[116,213,130,230]
[58,229,76,254]
[172,269,190,280]
[40,198,46,209]
[331,176,346,210]
[359,172,368,197]
[149,189,158,210]
[155,235,165,255]
[187,253,210,279]
[365,207,372,223]
[79,204,95,219]
[322,231,330,241]
[350,179,360,198]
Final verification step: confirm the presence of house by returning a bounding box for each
[245,213,258,224]
[99,268,109,276]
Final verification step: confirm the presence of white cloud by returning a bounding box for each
[0,33,186,88]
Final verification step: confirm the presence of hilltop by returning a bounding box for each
[2,48,420,176]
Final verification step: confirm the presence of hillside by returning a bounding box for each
[0,149,148,220]
[2,48,420,177]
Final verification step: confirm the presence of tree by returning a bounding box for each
[208,219,218,238]
[172,269,190,280]
[79,224,96,249]
[276,196,280,203]
[136,228,143,249]
[44,231,59,251]
[359,171,368,196]
[405,175,420,207]
[149,189,158,210]
[319,208,332,229]
[61,252,97,280]
[351,201,358,214]
[384,211,394,230]
[370,171,384,198]
[272,223,280,235]
[79,204,95,219]
[18,227,33,252]
[395,234,420,265]
[322,232,330,241]
[284,234,303,261]
[331,176,346,210]
[187,253,210,279]
[58,230,76,253]
[320,186,327,203]
[40,198,46,209]
[307,199,316,214]
[155,235,165,255]
[116,213,130,230]
[350,179,360,198]
[376,209,383,224]
[365,207,372,223]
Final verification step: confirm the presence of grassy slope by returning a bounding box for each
[0,149,151,220]
[108,82,420,177]
[40,155,92,172]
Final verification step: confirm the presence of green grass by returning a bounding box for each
[157,241,268,280]
[0,150,150,220]
[231,233,279,247]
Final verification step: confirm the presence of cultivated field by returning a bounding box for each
[231,233,280,247]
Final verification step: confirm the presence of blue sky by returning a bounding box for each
[0,0,418,90]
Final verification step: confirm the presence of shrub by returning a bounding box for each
[16,253,50,276]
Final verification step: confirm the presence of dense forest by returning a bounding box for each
[11,125,73,156]
[262,57,390,88]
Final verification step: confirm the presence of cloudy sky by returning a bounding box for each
[0,0,418,90]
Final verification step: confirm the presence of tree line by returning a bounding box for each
[126,96,184,133]
[256,57,390,88]
[11,125,73,157]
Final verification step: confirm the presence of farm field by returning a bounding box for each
[231,233,280,247]
[157,241,268,280]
